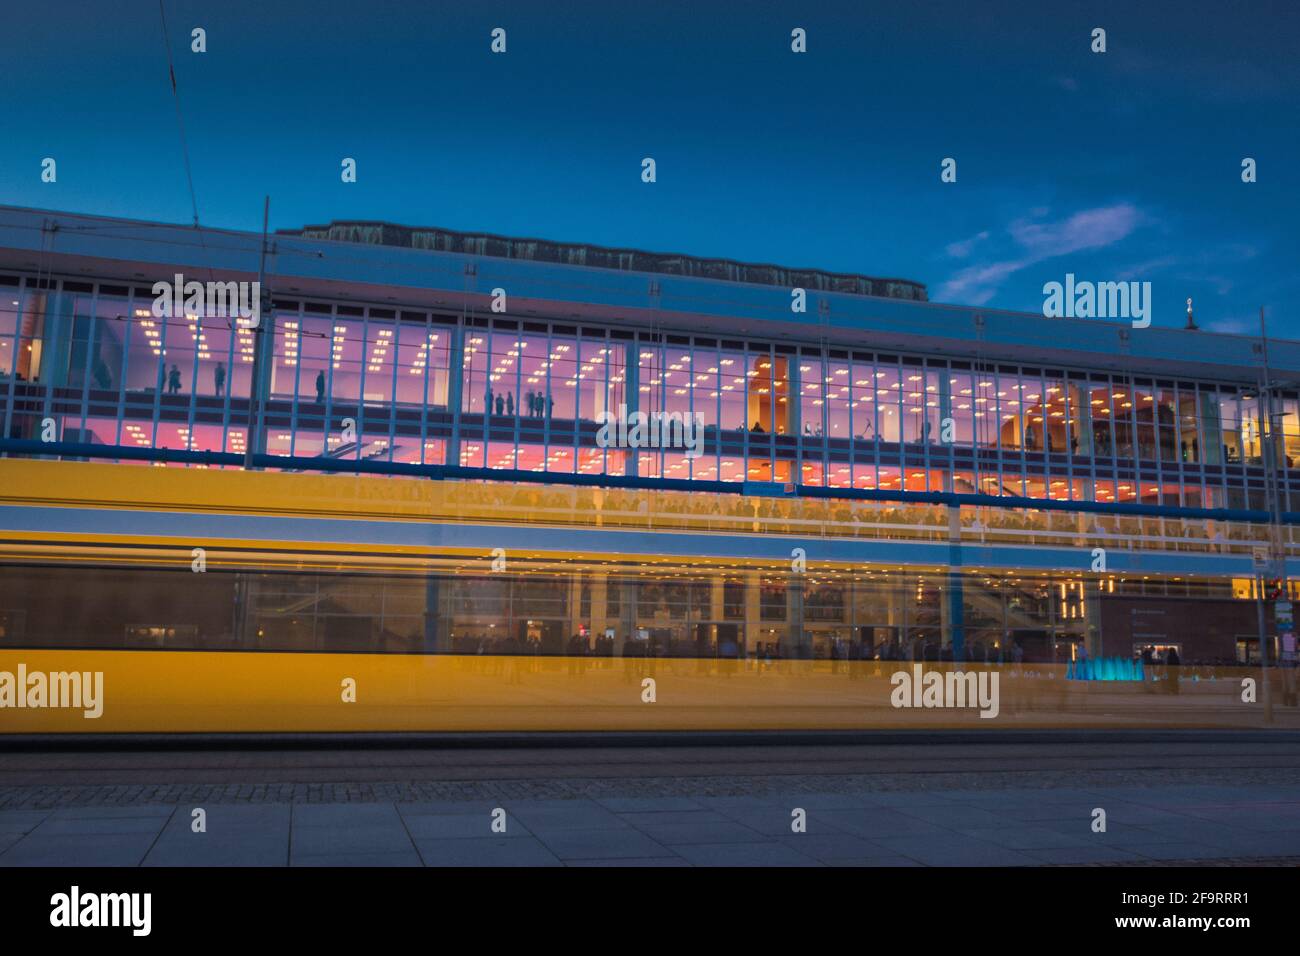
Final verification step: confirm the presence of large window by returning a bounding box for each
[973,372,996,448]
[1111,381,1134,458]
[487,332,522,419]
[997,372,1022,451]
[395,317,450,409]
[1043,375,1068,454]
[800,356,823,438]
[947,371,972,445]
[0,288,18,378]
[719,348,746,431]
[1220,392,1243,464]
[1133,381,1156,460]
[826,359,851,439]
[90,293,128,395]
[297,315,331,407]
[330,314,362,405]
[662,344,690,419]
[548,333,577,421]
[123,299,164,395]
[14,277,1300,514]
[461,332,488,415]
[268,311,298,400]
[748,346,776,435]
[852,359,876,442]
[362,314,396,406]
[877,365,902,443]
[1178,389,1201,463]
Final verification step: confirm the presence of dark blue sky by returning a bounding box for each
[4,0,1298,335]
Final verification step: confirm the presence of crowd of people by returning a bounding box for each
[429,631,1256,681]
[485,388,554,419]
[432,480,1266,553]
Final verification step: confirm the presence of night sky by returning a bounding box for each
[3,0,1297,334]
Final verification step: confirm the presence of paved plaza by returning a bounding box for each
[4,777,1300,866]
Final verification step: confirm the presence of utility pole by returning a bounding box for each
[1257,304,1286,723]
[233,199,274,649]
[243,197,274,470]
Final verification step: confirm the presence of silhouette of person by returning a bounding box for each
[214,362,226,397]
[316,370,326,403]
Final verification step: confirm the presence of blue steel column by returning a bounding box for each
[947,504,965,661]
[445,324,465,466]
[624,340,639,478]
[787,355,801,440]
[249,307,276,458]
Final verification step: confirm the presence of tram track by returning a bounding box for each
[3,741,1300,787]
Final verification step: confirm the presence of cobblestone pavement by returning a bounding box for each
[2,744,1300,865]
[3,765,1300,811]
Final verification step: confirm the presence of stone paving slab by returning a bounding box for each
[2,777,1299,867]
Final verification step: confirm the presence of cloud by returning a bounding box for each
[945,230,989,259]
[1117,255,1179,280]
[1203,316,1253,335]
[934,260,1026,306]
[1008,204,1143,258]
[935,203,1146,304]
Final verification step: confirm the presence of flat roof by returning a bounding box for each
[0,204,1293,383]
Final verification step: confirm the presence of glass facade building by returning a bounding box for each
[1,205,1298,674]
[4,273,1300,511]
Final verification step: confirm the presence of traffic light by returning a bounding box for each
[1266,578,1284,601]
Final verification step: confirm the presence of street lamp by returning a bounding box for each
[1247,306,1297,722]
[242,197,274,470]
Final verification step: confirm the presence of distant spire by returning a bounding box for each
[1185,297,1198,330]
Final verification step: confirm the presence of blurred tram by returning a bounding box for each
[0,457,1289,734]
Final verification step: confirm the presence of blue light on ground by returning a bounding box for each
[1066,657,1147,682]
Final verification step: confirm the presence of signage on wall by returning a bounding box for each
[1277,601,1293,630]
